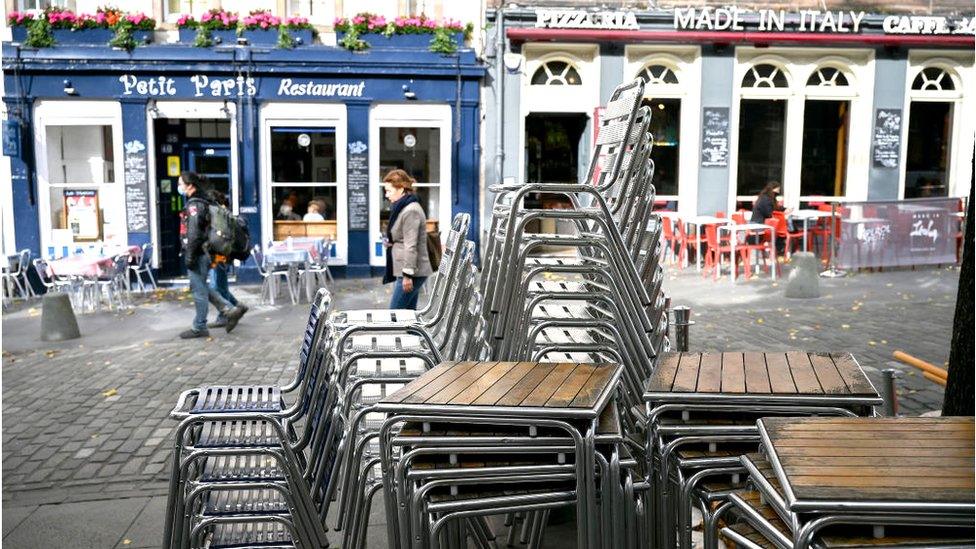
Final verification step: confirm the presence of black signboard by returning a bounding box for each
[872,109,902,169]
[701,107,730,168]
[123,140,150,232]
[347,142,369,231]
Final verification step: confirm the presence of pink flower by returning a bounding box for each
[352,16,365,24]
[201,12,212,22]
[260,21,268,28]
[334,17,346,26]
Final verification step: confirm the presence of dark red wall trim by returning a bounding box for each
[507,28,975,47]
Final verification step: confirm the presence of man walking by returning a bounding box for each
[178,172,245,339]
[207,190,248,329]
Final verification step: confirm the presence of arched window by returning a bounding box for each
[637,64,679,85]
[806,66,850,87]
[912,67,955,91]
[742,63,788,88]
[531,60,582,86]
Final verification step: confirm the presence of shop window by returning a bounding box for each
[378,127,442,232]
[742,64,788,89]
[45,125,120,244]
[288,0,335,24]
[801,100,849,198]
[736,100,786,196]
[806,67,849,87]
[648,99,680,197]
[17,0,73,9]
[637,64,679,86]
[905,102,953,198]
[912,67,955,91]
[531,60,583,86]
[164,0,216,22]
[270,127,339,241]
[184,119,230,139]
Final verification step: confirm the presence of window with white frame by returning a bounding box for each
[911,67,956,91]
[637,64,682,199]
[17,0,73,10]
[638,64,679,86]
[531,60,582,86]
[806,66,850,87]
[742,63,789,89]
[269,127,339,241]
[801,65,855,199]
[904,66,961,199]
[164,0,217,23]
[287,0,334,24]
[737,63,790,198]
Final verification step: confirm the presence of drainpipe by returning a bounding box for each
[493,7,505,190]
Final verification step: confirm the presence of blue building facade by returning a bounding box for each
[2,41,483,279]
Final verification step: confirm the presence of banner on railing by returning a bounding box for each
[834,197,961,269]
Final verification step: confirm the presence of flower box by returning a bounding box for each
[241,28,277,45]
[11,27,27,42]
[52,28,114,44]
[337,31,461,49]
[287,29,313,45]
[178,28,238,45]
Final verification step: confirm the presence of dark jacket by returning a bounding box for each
[180,194,211,267]
[750,193,783,224]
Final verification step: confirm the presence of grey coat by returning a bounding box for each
[389,200,434,278]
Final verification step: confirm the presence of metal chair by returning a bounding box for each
[252,244,297,305]
[130,242,158,292]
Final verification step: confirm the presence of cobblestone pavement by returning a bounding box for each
[1,265,960,547]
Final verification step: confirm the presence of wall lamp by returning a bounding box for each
[402,84,417,100]
[62,79,77,96]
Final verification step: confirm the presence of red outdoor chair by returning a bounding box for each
[771,211,805,257]
[660,217,684,266]
[676,219,704,268]
[703,223,747,280]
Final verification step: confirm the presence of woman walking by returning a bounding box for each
[382,169,433,309]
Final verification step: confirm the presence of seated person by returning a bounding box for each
[303,201,325,222]
[276,197,301,221]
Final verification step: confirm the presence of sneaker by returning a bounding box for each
[224,305,247,333]
[180,329,210,339]
[207,318,228,329]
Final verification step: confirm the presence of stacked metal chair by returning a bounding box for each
[363,79,669,549]
[164,214,483,548]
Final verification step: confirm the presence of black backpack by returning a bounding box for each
[207,205,250,261]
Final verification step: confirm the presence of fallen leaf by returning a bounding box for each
[868,341,877,346]
[841,324,850,329]
[102,388,118,397]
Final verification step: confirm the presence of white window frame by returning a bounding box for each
[901,52,974,200]
[625,45,702,216]
[368,103,452,267]
[730,48,875,213]
[34,100,125,259]
[145,101,238,268]
[162,0,214,24]
[520,44,601,187]
[260,102,348,266]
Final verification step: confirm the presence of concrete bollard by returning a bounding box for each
[40,292,81,342]
[784,252,821,298]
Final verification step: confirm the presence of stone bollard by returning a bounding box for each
[784,252,820,299]
[40,292,81,341]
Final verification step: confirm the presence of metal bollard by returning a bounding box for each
[671,305,694,352]
[880,368,899,416]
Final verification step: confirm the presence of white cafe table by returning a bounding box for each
[789,209,834,251]
[682,215,728,271]
[718,223,776,283]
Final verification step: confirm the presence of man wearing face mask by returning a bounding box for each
[178,171,246,339]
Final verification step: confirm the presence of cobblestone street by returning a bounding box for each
[1,265,960,548]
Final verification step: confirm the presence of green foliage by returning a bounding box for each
[429,27,457,54]
[193,28,214,47]
[109,22,136,51]
[277,26,296,49]
[25,17,55,48]
[338,27,369,52]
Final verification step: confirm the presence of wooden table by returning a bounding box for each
[644,351,883,409]
[376,360,623,549]
[758,416,975,515]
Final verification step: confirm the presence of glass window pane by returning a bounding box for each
[801,100,849,197]
[216,120,231,138]
[271,186,338,241]
[737,99,786,196]
[379,127,440,184]
[185,120,201,138]
[648,98,680,196]
[271,127,337,183]
[905,101,952,198]
[45,125,114,185]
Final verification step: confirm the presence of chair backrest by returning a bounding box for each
[32,258,54,288]
[15,249,30,276]
[731,212,747,225]
[715,211,727,218]
[660,216,674,240]
[139,243,153,268]
[585,79,645,191]
[704,223,720,248]
[251,245,268,275]
[113,254,130,277]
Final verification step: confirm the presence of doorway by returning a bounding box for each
[801,100,849,199]
[736,99,786,198]
[905,101,953,198]
[525,113,588,233]
[152,118,232,277]
[648,98,681,205]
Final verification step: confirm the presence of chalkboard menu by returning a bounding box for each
[701,107,730,168]
[872,109,902,169]
[123,140,150,232]
[347,142,369,231]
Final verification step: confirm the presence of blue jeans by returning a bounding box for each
[188,254,233,332]
[389,276,427,310]
[209,263,239,321]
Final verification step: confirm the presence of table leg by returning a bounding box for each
[729,229,736,284]
[802,218,809,252]
[696,226,702,272]
[771,229,777,281]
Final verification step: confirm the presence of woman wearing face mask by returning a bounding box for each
[382,169,433,309]
[276,197,301,221]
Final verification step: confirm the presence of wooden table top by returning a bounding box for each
[644,352,882,405]
[759,417,975,513]
[377,361,622,419]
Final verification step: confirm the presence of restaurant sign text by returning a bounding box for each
[673,7,975,35]
[536,9,639,30]
[118,74,368,98]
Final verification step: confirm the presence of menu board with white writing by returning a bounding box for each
[872,109,902,169]
[701,107,730,168]
[347,151,369,230]
[124,140,150,232]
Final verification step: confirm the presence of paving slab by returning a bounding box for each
[116,495,167,549]
[1,504,36,539]
[3,497,149,549]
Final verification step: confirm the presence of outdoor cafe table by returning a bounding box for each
[47,245,141,278]
[717,223,776,283]
[681,215,728,271]
[643,351,882,410]
[756,416,975,548]
[266,238,327,301]
[373,360,624,549]
[789,209,834,252]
